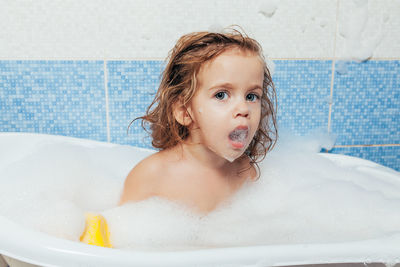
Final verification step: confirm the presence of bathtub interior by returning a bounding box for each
[0,132,399,267]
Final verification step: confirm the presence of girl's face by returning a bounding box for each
[186,48,264,162]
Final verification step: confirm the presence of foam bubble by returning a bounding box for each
[258,0,279,18]
[103,198,202,250]
[338,0,388,61]
[0,142,126,240]
[229,128,248,143]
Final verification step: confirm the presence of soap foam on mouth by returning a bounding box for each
[228,128,248,143]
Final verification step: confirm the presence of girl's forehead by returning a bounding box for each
[196,48,264,83]
[199,48,263,73]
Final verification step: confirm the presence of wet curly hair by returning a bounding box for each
[130,27,278,166]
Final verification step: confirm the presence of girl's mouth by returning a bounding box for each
[228,127,249,149]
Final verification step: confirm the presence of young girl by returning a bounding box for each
[80,29,277,247]
[119,29,277,214]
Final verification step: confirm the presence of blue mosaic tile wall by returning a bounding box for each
[107,61,163,148]
[331,61,400,146]
[0,60,399,171]
[274,60,332,135]
[0,61,107,141]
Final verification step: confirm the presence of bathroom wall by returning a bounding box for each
[0,0,399,171]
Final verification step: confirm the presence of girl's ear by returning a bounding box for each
[173,100,193,126]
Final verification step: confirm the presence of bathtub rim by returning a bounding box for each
[0,131,397,168]
[0,131,398,172]
[0,131,156,152]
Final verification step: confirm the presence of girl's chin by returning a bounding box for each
[202,138,250,163]
[218,147,247,163]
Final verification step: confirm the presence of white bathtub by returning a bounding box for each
[0,133,399,267]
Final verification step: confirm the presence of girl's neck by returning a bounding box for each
[165,142,256,192]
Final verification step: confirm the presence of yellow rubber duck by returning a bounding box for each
[80,213,112,248]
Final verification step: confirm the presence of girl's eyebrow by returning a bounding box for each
[249,85,263,91]
[209,83,263,90]
[209,82,234,90]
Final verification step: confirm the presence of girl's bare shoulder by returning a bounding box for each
[119,149,179,205]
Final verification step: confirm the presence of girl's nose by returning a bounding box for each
[234,100,249,118]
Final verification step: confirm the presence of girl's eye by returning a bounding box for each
[215,91,228,100]
[246,93,260,102]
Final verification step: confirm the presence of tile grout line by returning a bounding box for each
[0,57,399,61]
[327,0,340,134]
[0,58,165,61]
[333,144,400,148]
[103,60,111,143]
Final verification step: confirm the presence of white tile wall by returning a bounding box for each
[0,0,398,60]
[336,0,400,60]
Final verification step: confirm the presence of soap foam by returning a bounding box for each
[0,143,125,241]
[258,0,278,18]
[0,131,399,251]
[338,0,389,61]
[228,128,248,143]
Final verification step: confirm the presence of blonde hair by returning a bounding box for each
[130,28,278,167]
